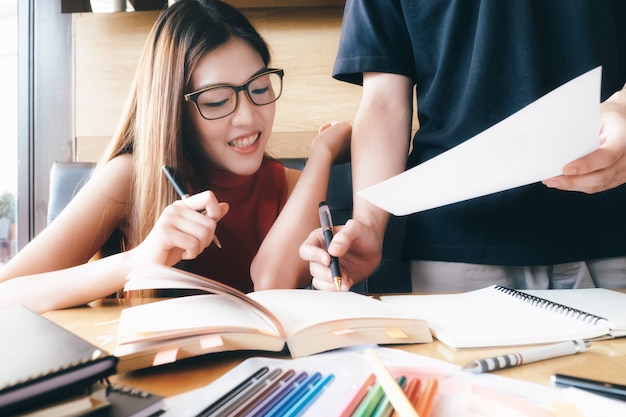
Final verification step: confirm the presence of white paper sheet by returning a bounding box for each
[359,67,602,216]
[162,346,626,417]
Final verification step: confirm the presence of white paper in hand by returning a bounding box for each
[358,67,602,216]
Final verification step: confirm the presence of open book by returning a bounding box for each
[114,264,432,372]
[380,285,626,349]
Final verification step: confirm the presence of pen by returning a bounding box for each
[162,165,222,249]
[461,339,589,373]
[318,201,342,292]
[551,373,626,401]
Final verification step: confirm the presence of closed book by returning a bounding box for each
[0,305,118,415]
[16,384,109,417]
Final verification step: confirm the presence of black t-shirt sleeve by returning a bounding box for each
[333,0,416,85]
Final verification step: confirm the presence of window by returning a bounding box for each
[0,1,18,262]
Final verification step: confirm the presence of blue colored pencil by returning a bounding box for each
[283,374,335,417]
[264,372,323,417]
[247,371,308,417]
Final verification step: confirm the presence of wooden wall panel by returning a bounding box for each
[74,5,363,161]
[75,11,158,142]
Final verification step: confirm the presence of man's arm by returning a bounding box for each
[300,72,414,290]
[352,72,414,241]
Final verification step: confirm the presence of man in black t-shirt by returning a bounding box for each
[301,0,626,291]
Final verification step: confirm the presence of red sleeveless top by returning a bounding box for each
[181,159,288,293]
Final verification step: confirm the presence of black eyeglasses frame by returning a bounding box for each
[183,68,285,120]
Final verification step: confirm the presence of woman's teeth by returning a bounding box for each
[229,134,258,148]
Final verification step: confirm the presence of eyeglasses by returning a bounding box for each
[184,68,284,120]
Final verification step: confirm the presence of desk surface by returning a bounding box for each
[44,298,626,399]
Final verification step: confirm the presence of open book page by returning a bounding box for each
[124,264,286,338]
[358,66,601,215]
[380,286,612,349]
[116,295,283,345]
[113,293,287,372]
[247,290,420,335]
[247,290,432,357]
[521,288,626,336]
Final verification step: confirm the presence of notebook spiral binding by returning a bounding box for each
[495,286,608,325]
[104,379,155,400]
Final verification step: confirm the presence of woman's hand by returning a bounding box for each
[310,120,352,165]
[129,191,229,266]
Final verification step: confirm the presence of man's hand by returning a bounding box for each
[299,219,383,291]
[543,87,626,193]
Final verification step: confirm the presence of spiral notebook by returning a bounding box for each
[380,286,626,349]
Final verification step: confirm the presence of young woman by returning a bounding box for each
[0,0,350,312]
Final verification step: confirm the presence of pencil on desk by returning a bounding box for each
[392,378,421,417]
[194,366,272,416]
[415,379,438,417]
[338,373,376,417]
[352,380,385,417]
[372,375,407,417]
[162,165,222,249]
[283,373,334,417]
[364,349,420,417]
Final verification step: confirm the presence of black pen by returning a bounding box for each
[551,373,626,401]
[162,165,222,249]
[318,201,342,292]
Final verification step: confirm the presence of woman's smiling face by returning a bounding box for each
[185,37,276,175]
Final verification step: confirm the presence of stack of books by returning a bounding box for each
[0,305,165,416]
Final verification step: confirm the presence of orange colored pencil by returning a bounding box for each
[415,379,438,417]
[391,378,422,417]
[338,373,377,417]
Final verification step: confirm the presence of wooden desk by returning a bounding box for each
[44,298,626,399]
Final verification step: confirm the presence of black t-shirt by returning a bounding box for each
[334,0,626,265]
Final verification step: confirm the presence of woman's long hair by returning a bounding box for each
[98,0,271,247]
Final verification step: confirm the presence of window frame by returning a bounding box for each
[17,0,74,249]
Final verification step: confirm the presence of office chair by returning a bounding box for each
[47,161,96,225]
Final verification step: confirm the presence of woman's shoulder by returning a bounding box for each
[88,154,133,203]
[98,153,132,171]
[95,154,132,180]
